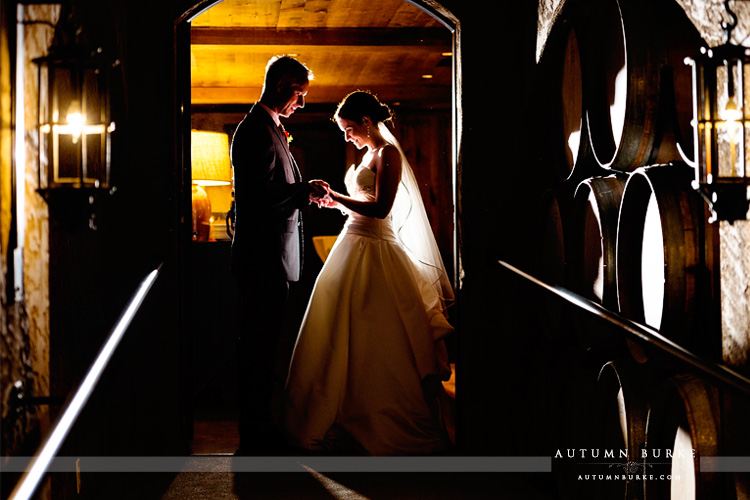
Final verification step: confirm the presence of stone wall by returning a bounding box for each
[1,4,57,461]
[20,3,54,430]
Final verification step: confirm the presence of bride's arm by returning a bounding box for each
[326,146,402,219]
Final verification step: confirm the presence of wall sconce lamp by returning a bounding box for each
[686,0,750,223]
[191,130,232,241]
[33,6,116,200]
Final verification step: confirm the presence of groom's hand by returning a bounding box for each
[308,179,329,201]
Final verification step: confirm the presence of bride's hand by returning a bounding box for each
[315,191,343,209]
[310,190,329,207]
[316,194,336,208]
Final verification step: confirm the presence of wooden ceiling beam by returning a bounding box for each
[191,84,452,105]
[190,43,449,55]
[191,27,451,48]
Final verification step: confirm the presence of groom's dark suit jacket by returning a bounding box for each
[230,104,310,282]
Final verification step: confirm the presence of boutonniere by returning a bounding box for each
[284,129,293,144]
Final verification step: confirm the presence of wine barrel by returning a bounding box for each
[570,175,628,353]
[572,175,627,308]
[581,0,701,171]
[536,3,601,183]
[593,359,649,500]
[539,187,571,286]
[538,185,577,339]
[644,374,719,499]
[616,163,707,359]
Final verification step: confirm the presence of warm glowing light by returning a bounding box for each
[722,96,743,122]
[719,95,743,177]
[66,111,84,127]
[44,123,106,136]
[421,74,433,79]
[65,112,84,144]
[65,100,84,143]
[191,130,232,186]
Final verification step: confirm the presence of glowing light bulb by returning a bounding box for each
[66,100,84,144]
[722,96,743,122]
[722,95,742,177]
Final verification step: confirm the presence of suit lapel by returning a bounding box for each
[252,104,302,182]
[276,124,302,182]
[272,122,288,148]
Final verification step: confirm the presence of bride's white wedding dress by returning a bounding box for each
[282,147,454,456]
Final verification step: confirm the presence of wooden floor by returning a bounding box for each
[191,420,240,455]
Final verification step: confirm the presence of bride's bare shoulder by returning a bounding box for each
[376,144,401,168]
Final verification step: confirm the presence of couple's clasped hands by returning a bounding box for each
[309,179,338,208]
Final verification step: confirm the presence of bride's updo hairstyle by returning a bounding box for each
[334,90,393,125]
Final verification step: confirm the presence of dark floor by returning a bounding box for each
[42,457,560,500]
[159,469,558,499]
[155,414,558,500]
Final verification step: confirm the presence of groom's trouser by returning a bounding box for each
[235,267,289,447]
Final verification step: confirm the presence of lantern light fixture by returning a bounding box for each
[33,4,117,199]
[685,0,750,223]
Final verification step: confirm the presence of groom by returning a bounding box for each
[230,55,325,452]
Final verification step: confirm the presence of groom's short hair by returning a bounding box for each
[263,55,313,94]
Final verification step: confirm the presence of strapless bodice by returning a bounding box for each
[345,165,376,201]
[343,165,397,242]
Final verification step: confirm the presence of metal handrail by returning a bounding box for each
[498,259,750,397]
[8,264,163,500]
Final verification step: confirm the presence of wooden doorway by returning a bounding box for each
[175,0,461,454]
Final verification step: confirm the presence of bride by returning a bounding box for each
[282,90,454,455]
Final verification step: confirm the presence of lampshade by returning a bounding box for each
[191,130,232,186]
[190,130,232,241]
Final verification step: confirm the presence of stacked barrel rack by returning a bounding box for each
[533,0,750,498]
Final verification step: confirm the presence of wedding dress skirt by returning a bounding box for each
[283,166,452,456]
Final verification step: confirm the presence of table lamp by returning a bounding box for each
[191,130,232,241]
